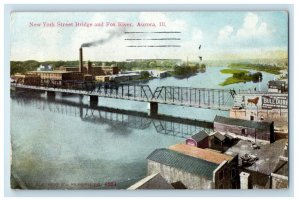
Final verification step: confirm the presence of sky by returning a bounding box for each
[10,11,288,61]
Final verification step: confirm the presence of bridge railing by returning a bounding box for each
[151,86,234,109]
[11,82,235,110]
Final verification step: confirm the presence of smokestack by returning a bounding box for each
[88,61,92,75]
[79,48,83,73]
[240,172,252,189]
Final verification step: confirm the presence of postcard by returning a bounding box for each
[10,11,288,190]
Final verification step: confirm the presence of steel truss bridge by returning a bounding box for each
[11,80,236,111]
[13,95,213,138]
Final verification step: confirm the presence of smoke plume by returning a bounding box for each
[81,28,125,48]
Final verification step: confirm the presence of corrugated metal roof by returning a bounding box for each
[147,148,218,179]
[189,130,208,142]
[169,144,233,164]
[214,115,272,131]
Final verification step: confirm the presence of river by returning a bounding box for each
[10,66,276,189]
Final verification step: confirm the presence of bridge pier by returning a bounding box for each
[149,101,158,116]
[79,95,84,119]
[90,95,99,107]
[47,91,55,100]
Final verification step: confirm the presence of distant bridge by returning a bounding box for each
[11,81,235,111]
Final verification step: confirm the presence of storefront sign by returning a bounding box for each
[262,95,288,109]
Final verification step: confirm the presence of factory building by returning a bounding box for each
[29,71,84,81]
[12,73,41,85]
[61,62,119,77]
[59,48,119,80]
[13,47,120,86]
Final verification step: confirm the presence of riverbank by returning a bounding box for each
[218,62,283,86]
[228,63,283,75]
[220,68,262,86]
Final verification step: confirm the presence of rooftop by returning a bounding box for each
[63,65,117,68]
[214,115,273,131]
[93,65,117,68]
[268,80,287,86]
[188,130,208,142]
[169,144,233,164]
[225,138,287,175]
[63,66,79,68]
[213,131,226,141]
[273,157,288,177]
[147,148,218,179]
[30,71,79,74]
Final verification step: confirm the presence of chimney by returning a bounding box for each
[88,61,92,75]
[79,48,83,73]
[240,172,252,189]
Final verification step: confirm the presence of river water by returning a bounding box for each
[10,66,276,189]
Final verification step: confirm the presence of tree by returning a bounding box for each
[141,71,150,79]
[149,61,156,69]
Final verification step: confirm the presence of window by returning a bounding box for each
[242,128,246,135]
[250,115,254,121]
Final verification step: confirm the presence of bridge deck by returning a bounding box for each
[11,83,233,111]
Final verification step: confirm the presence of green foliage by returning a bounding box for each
[10,60,40,75]
[220,71,263,86]
[140,71,150,79]
[172,64,203,77]
[220,69,249,74]
[228,63,282,75]
[232,72,246,79]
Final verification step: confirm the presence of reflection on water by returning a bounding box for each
[12,92,212,138]
[10,91,212,189]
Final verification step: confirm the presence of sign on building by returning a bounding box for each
[262,95,288,109]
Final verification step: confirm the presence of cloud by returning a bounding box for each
[236,12,273,39]
[217,25,233,42]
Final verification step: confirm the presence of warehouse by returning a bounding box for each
[147,147,239,189]
[213,116,275,143]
